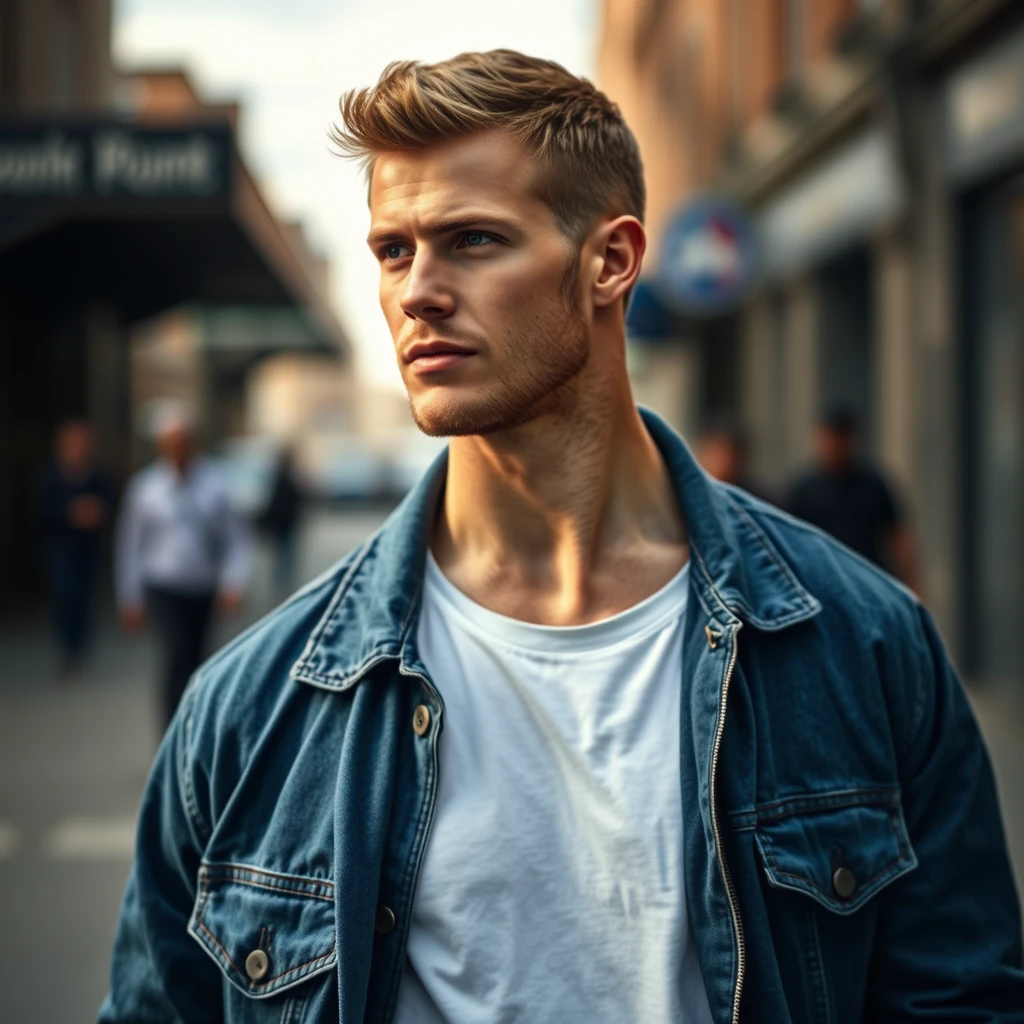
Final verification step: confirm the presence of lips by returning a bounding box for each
[403,339,478,376]
[403,340,478,365]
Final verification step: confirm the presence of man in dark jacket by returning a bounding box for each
[37,419,113,676]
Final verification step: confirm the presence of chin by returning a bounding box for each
[408,389,544,438]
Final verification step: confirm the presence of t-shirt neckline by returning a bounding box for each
[423,551,690,655]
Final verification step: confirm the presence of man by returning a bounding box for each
[101,51,1023,1023]
[788,408,920,591]
[37,419,113,676]
[115,407,251,729]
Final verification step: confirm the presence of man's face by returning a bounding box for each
[157,424,194,468]
[56,421,92,471]
[368,131,589,436]
[816,426,855,472]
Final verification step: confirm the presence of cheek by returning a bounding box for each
[378,280,405,336]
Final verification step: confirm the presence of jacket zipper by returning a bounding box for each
[389,665,444,1012]
[710,623,745,1024]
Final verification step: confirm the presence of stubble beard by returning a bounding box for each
[409,268,590,438]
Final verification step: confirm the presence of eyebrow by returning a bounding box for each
[366,214,517,247]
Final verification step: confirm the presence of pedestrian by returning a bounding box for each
[694,416,773,502]
[257,445,304,595]
[787,408,920,591]
[114,407,251,730]
[100,51,1023,1024]
[37,419,113,677]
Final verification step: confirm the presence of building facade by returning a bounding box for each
[0,3,348,609]
[599,0,1024,687]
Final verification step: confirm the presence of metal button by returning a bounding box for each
[832,866,857,899]
[412,704,431,736]
[375,904,396,935]
[245,948,269,982]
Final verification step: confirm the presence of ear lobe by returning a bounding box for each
[593,216,645,309]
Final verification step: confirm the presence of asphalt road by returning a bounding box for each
[1,505,1022,1022]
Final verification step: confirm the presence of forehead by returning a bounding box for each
[369,131,552,228]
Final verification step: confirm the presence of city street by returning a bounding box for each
[1,507,1023,1022]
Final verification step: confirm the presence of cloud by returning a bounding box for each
[114,0,597,388]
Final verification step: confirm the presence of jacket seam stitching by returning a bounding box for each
[180,676,210,848]
[199,861,335,891]
[247,947,336,990]
[199,876,335,902]
[729,788,901,826]
[292,536,378,675]
[724,490,818,611]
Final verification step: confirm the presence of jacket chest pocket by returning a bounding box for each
[755,793,917,914]
[753,791,918,1024]
[188,862,337,1024]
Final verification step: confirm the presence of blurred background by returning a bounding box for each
[1,0,1023,1018]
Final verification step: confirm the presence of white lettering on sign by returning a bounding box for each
[93,131,219,195]
[0,132,84,194]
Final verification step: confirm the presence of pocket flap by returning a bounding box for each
[188,862,337,998]
[754,793,917,915]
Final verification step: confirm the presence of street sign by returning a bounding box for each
[658,195,758,316]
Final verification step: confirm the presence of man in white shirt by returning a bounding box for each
[100,50,1024,1024]
[116,409,251,728]
[339,52,708,1021]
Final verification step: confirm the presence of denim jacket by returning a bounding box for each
[100,410,1024,1024]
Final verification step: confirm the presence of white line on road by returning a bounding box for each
[0,820,21,860]
[42,816,137,861]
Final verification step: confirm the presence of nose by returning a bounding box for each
[400,252,455,322]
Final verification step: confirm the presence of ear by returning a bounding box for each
[591,215,646,309]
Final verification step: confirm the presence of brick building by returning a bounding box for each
[599,0,1024,690]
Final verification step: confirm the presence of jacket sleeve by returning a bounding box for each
[866,603,1024,1020]
[97,679,222,1023]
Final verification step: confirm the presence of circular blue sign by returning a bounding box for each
[657,196,758,316]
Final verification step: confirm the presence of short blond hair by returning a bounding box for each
[332,49,645,244]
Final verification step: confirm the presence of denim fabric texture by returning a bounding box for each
[99,410,1024,1024]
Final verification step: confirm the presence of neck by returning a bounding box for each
[432,356,688,624]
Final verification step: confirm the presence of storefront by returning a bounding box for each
[738,125,906,487]
[942,19,1024,684]
[0,117,347,609]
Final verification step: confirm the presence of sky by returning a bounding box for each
[113,0,598,390]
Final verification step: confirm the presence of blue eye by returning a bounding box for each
[461,232,494,248]
[385,244,408,260]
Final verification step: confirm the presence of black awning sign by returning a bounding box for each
[0,123,232,202]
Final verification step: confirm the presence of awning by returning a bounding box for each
[0,118,348,356]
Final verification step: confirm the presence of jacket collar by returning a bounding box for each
[291,408,820,692]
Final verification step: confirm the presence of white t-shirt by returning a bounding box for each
[393,553,713,1024]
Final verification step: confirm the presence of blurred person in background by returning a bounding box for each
[101,51,1022,1024]
[788,408,920,592]
[257,444,305,595]
[694,416,773,503]
[36,418,113,678]
[115,407,251,729]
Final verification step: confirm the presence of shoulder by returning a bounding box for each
[727,485,918,633]
[726,486,935,750]
[185,546,364,740]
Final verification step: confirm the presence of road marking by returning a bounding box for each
[42,816,136,861]
[0,821,21,861]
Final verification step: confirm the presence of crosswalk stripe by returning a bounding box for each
[0,821,21,861]
[42,817,137,861]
